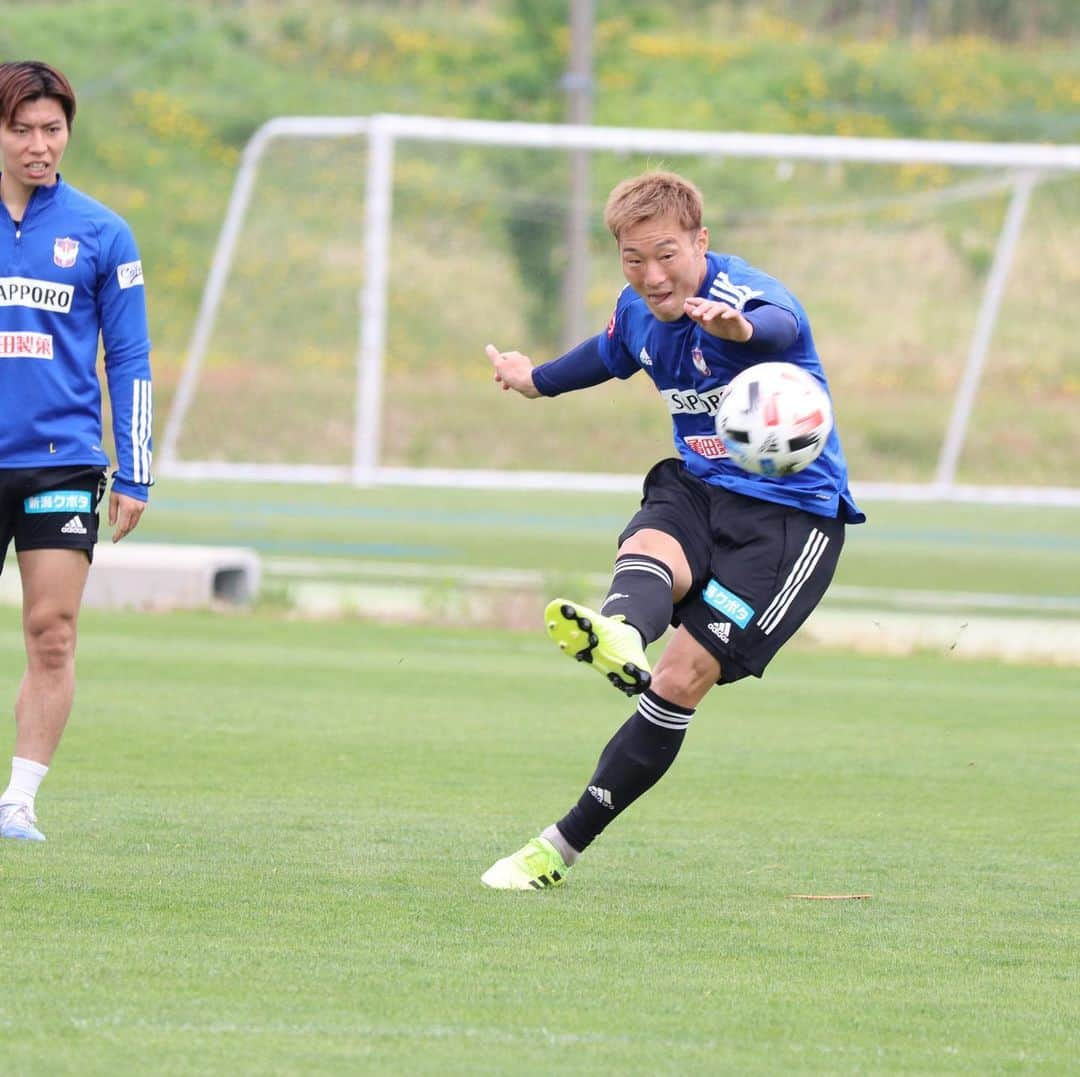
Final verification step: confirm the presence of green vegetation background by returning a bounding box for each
[2,0,1078,482]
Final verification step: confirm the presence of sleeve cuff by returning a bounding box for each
[111,475,153,501]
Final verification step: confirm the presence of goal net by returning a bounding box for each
[159,114,1080,504]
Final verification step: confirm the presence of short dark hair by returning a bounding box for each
[0,61,76,129]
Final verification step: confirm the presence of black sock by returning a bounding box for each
[600,554,674,645]
[556,690,694,853]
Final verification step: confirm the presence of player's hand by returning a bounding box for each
[683,297,753,343]
[485,343,541,399]
[108,491,146,543]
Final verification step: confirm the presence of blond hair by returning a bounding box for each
[603,171,704,241]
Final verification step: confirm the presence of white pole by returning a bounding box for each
[371,114,1080,170]
[562,0,594,350]
[162,114,1079,506]
[353,115,395,485]
[159,124,274,466]
[934,171,1037,488]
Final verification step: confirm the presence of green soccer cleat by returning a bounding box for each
[545,598,652,696]
[481,836,570,891]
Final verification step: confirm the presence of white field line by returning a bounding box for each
[271,557,1080,662]
[826,585,1080,615]
[801,609,1080,665]
[264,555,593,590]
[50,1015,1047,1064]
[264,556,1080,616]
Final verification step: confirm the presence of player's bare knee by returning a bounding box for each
[622,529,678,561]
[650,659,718,709]
[650,626,722,707]
[617,529,693,599]
[24,613,78,670]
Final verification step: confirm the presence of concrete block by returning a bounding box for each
[0,543,261,611]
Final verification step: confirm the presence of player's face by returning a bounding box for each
[617,213,709,322]
[0,97,69,194]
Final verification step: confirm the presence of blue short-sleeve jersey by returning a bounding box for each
[0,175,153,499]
[597,252,863,522]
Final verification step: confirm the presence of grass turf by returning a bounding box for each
[133,478,1080,604]
[1,610,1077,1073]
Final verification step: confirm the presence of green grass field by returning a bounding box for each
[2,6,1076,1068]
[1,610,1077,1073]
[135,478,1080,609]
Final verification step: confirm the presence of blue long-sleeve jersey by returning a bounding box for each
[597,252,863,523]
[0,175,152,500]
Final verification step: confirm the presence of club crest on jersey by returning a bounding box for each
[691,346,711,376]
[53,237,79,268]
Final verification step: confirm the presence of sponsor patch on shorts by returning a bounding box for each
[702,579,754,629]
[23,490,93,514]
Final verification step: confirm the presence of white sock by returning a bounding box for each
[542,824,580,866]
[2,756,48,808]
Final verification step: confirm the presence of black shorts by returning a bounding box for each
[0,466,107,576]
[619,458,846,684]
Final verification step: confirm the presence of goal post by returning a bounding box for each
[159,113,1080,505]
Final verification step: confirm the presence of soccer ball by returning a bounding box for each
[716,361,833,476]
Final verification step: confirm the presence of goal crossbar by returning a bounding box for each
[160,114,1080,507]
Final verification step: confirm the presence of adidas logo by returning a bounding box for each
[638,346,653,367]
[60,516,87,535]
[707,621,731,643]
[588,785,614,810]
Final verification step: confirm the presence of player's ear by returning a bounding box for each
[697,227,709,254]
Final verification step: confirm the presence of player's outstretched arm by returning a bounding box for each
[683,297,753,343]
[485,343,542,399]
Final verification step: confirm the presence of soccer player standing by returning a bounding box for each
[482,171,863,889]
[0,62,153,841]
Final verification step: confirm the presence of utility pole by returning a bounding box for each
[562,0,594,350]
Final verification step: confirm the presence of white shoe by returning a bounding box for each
[0,801,46,841]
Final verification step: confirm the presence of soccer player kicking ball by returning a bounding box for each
[482,170,863,890]
[0,62,153,841]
